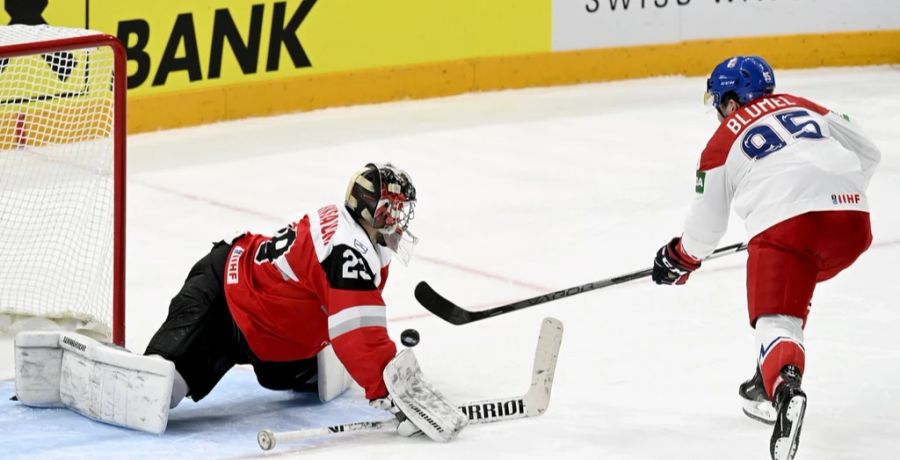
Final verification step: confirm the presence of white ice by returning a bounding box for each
[1,65,899,459]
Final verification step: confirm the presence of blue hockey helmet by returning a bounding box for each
[705,56,775,108]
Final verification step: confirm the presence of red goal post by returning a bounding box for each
[0,25,126,345]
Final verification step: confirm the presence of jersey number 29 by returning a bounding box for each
[342,249,373,281]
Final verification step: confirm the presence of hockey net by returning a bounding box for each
[0,25,126,345]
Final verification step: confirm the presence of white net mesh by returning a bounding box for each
[0,25,119,339]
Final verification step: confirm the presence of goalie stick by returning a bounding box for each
[415,241,747,325]
[257,317,563,451]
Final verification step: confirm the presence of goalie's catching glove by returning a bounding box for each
[370,396,423,437]
[652,237,701,285]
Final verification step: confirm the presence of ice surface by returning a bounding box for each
[0,368,387,459]
[1,66,898,459]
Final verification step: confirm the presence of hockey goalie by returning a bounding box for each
[14,163,468,441]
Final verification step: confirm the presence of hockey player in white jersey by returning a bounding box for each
[650,56,880,460]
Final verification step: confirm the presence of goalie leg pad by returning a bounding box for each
[16,331,177,432]
[59,332,176,433]
[317,344,352,402]
[384,349,468,442]
[17,331,176,434]
[58,332,175,434]
[15,331,66,407]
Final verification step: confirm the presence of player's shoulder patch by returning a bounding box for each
[695,170,706,194]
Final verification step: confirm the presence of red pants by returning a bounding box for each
[746,211,872,327]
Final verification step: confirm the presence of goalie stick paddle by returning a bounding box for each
[460,316,562,422]
[416,241,748,325]
[257,317,563,451]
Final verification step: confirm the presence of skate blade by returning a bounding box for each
[772,395,807,460]
[741,398,776,425]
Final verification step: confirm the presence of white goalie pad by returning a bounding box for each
[383,349,468,442]
[14,331,175,434]
[317,344,352,402]
[14,331,66,407]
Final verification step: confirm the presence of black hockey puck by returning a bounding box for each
[400,329,420,347]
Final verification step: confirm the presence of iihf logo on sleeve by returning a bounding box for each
[226,247,244,285]
[831,193,861,205]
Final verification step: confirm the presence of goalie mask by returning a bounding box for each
[345,163,418,265]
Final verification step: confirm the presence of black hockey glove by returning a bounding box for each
[652,237,701,285]
[370,396,423,437]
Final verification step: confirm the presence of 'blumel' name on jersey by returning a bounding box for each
[723,95,799,135]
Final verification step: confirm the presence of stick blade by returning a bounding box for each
[525,317,563,417]
[414,282,476,325]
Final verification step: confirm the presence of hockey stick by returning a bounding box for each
[257,317,563,451]
[257,419,398,450]
[459,316,562,423]
[415,241,748,325]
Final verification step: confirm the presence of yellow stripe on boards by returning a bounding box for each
[678,30,900,76]
[129,29,900,133]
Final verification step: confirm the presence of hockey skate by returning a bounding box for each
[770,366,807,460]
[739,367,776,424]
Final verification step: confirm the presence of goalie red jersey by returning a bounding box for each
[224,204,397,399]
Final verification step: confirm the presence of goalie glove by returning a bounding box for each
[652,237,701,285]
[370,396,423,437]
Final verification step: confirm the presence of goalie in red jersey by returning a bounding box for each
[142,162,466,437]
[141,162,463,439]
[146,162,417,402]
[13,163,466,439]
